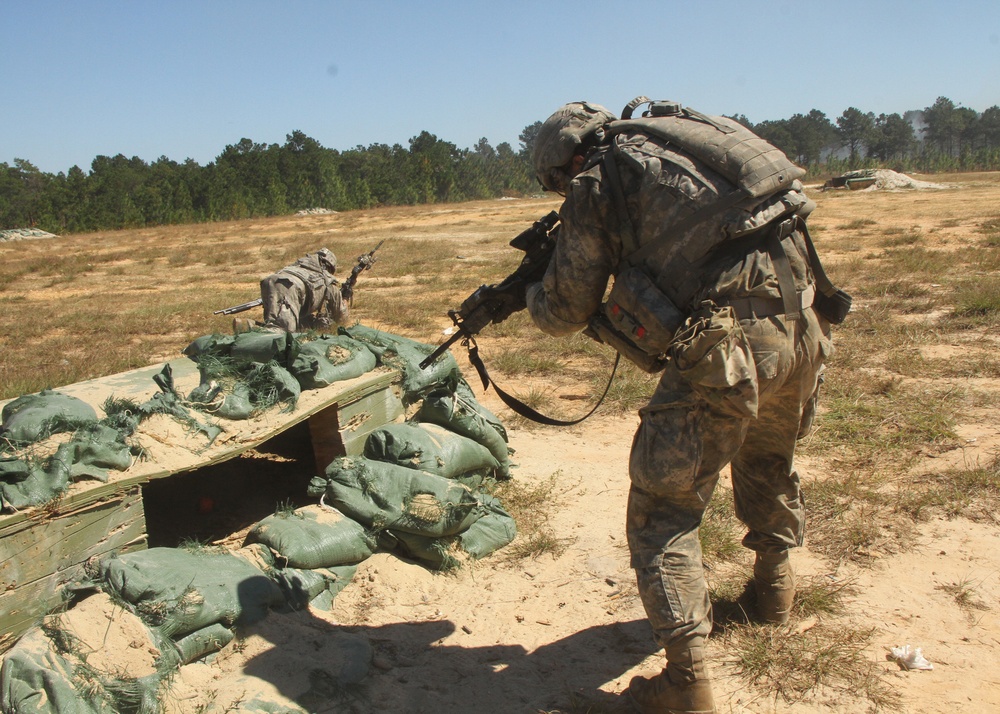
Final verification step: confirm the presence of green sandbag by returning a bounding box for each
[386,494,516,569]
[0,389,98,444]
[183,332,236,359]
[386,530,461,571]
[0,628,111,714]
[290,335,377,389]
[230,330,300,367]
[456,377,508,441]
[65,423,135,483]
[93,548,285,639]
[168,623,235,667]
[307,457,484,537]
[0,445,73,512]
[270,564,357,611]
[363,422,500,480]
[340,324,460,403]
[244,504,375,569]
[458,493,518,558]
[415,388,511,478]
[0,626,161,714]
[215,381,253,419]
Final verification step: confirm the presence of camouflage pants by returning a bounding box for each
[260,274,310,332]
[627,306,830,660]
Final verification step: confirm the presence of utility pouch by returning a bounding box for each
[584,314,667,374]
[813,287,852,325]
[604,267,686,352]
[669,303,759,419]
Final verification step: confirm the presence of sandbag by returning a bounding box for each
[340,324,460,403]
[92,548,285,638]
[308,457,484,537]
[230,330,300,367]
[0,628,124,714]
[290,334,377,389]
[382,495,516,569]
[0,446,72,512]
[270,564,357,611]
[64,423,134,482]
[0,604,164,714]
[385,530,461,571]
[415,388,512,478]
[183,332,236,359]
[458,493,518,559]
[0,389,98,443]
[363,422,500,480]
[244,504,375,569]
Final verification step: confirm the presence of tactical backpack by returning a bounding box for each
[586,97,849,372]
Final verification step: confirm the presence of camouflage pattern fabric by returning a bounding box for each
[260,250,348,331]
[526,122,832,670]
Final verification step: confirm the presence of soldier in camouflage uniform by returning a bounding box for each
[526,100,833,714]
[259,248,349,332]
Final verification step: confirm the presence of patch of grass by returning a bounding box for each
[879,229,922,247]
[894,455,1000,522]
[588,357,659,415]
[843,218,878,230]
[936,576,989,614]
[721,620,900,711]
[490,471,577,562]
[489,347,564,376]
[801,475,888,562]
[793,575,855,618]
[949,276,1000,324]
[801,371,959,472]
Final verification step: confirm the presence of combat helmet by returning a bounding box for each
[316,248,338,273]
[533,102,618,193]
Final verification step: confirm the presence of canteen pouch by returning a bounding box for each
[585,314,667,374]
[669,303,759,419]
[606,268,686,353]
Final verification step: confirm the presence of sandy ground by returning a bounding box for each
[35,405,1000,714]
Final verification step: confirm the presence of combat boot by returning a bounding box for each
[628,646,716,714]
[233,317,254,334]
[754,550,795,624]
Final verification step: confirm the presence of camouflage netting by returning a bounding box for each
[1,324,519,713]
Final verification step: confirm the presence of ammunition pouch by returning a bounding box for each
[813,287,852,325]
[584,267,686,373]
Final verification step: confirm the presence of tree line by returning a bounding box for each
[2,96,998,234]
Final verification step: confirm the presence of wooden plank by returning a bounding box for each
[0,536,147,654]
[308,405,345,477]
[0,489,147,589]
[0,489,147,654]
[337,384,405,456]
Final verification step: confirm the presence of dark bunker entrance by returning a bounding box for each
[142,421,323,548]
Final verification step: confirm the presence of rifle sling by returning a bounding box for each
[465,339,620,427]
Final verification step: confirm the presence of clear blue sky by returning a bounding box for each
[3,0,997,174]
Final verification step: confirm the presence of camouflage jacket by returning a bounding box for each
[278,251,346,322]
[527,131,815,337]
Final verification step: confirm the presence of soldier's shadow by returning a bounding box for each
[238,577,657,713]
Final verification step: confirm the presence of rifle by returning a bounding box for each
[418,211,560,370]
[214,298,262,316]
[213,240,385,316]
[341,239,384,306]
